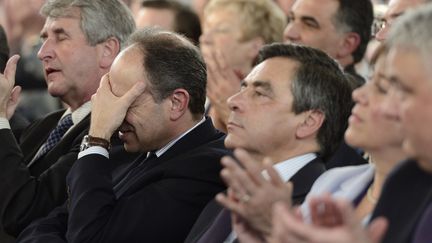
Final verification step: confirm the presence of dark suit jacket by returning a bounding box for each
[17,118,229,243]
[184,157,326,243]
[0,109,135,237]
[369,159,432,243]
[325,140,366,169]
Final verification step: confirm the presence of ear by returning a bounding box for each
[99,37,121,69]
[169,88,190,121]
[296,110,325,139]
[336,32,361,60]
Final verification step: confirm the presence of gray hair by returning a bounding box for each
[387,2,432,64]
[40,0,136,49]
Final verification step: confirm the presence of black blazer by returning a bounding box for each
[325,140,366,169]
[17,118,230,243]
[184,157,326,243]
[369,159,432,243]
[0,109,135,237]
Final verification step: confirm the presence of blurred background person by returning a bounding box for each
[200,0,286,132]
[135,0,201,45]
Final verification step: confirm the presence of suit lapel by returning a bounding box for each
[20,110,65,164]
[28,115,90,173]
[290,157,326,205]
[115,118,224,198]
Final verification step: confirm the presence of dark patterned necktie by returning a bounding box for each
[197,208,232,243]
[114,152,157,197]
[33,114,73,161]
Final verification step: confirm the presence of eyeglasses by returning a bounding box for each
[371,18,389,37]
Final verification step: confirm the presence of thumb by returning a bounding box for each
[368,217,388,243]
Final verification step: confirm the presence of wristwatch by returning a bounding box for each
[80,135,111,151]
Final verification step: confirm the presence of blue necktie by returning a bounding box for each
[33,114,73,161]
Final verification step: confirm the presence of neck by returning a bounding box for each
[338,55,355,69]
[367,146,406,201]
[248,144,318,166]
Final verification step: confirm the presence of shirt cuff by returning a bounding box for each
[78,146,109,159]
[0,117,11,130]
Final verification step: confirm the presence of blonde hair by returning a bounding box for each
[204,0,286,44]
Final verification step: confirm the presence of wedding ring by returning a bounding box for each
[240,194,251,203]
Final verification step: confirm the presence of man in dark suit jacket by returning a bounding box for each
[262,5,432,243]
[17,28,230,243]
[0,0,136,239]
[184,43,355,243]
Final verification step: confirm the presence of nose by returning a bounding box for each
[352,83,368,105]
[283,22,300,43]
[227,89,245,113]
[375,24,390,42]
[199,31,213,46]
[37,38,55,62]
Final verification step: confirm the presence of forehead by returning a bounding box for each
[387,46,432,88]
[245,57,298,89]
[204,7,240,25]
[110,45,145,96]
[41,14,81,34]
[386,0,425,17]
[136,7,175,30]
[292,0,339,23]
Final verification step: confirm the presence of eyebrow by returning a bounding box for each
[300,16,320,28]
[390,11,404,20]
[40,27,69,39]
[242,80,274,93]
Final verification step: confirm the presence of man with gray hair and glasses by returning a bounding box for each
[0,0,135,240]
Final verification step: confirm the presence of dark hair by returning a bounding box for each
[129,28,207,119]
[258,43,353,158]
[0,25,9,72]
[333,0,374,63]
[141,0,201,46]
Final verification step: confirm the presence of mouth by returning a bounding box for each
[227,120,243,130]
[349,112,363,124]
[45,67,61,77]
[118,123,134,136]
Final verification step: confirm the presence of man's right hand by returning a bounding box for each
[89,74,145,140]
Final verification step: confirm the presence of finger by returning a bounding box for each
[97,74,111,93]
[309,196,343,227]
[368,217,388,243]
[273,202,313,242]
[234,149,266,186]
[4,55,20,83]
[263,158,286,187]
[120,81,146,107]
[221,155,258,194]
[205,51,221,86]
[216,192,244,215]
[214,49,228,71]
[6,86,22,119]
[10,86,22,104]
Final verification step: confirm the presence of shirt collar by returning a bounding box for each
[264,153,318,182]
[62,101,91,125]
[152,116,206,158]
